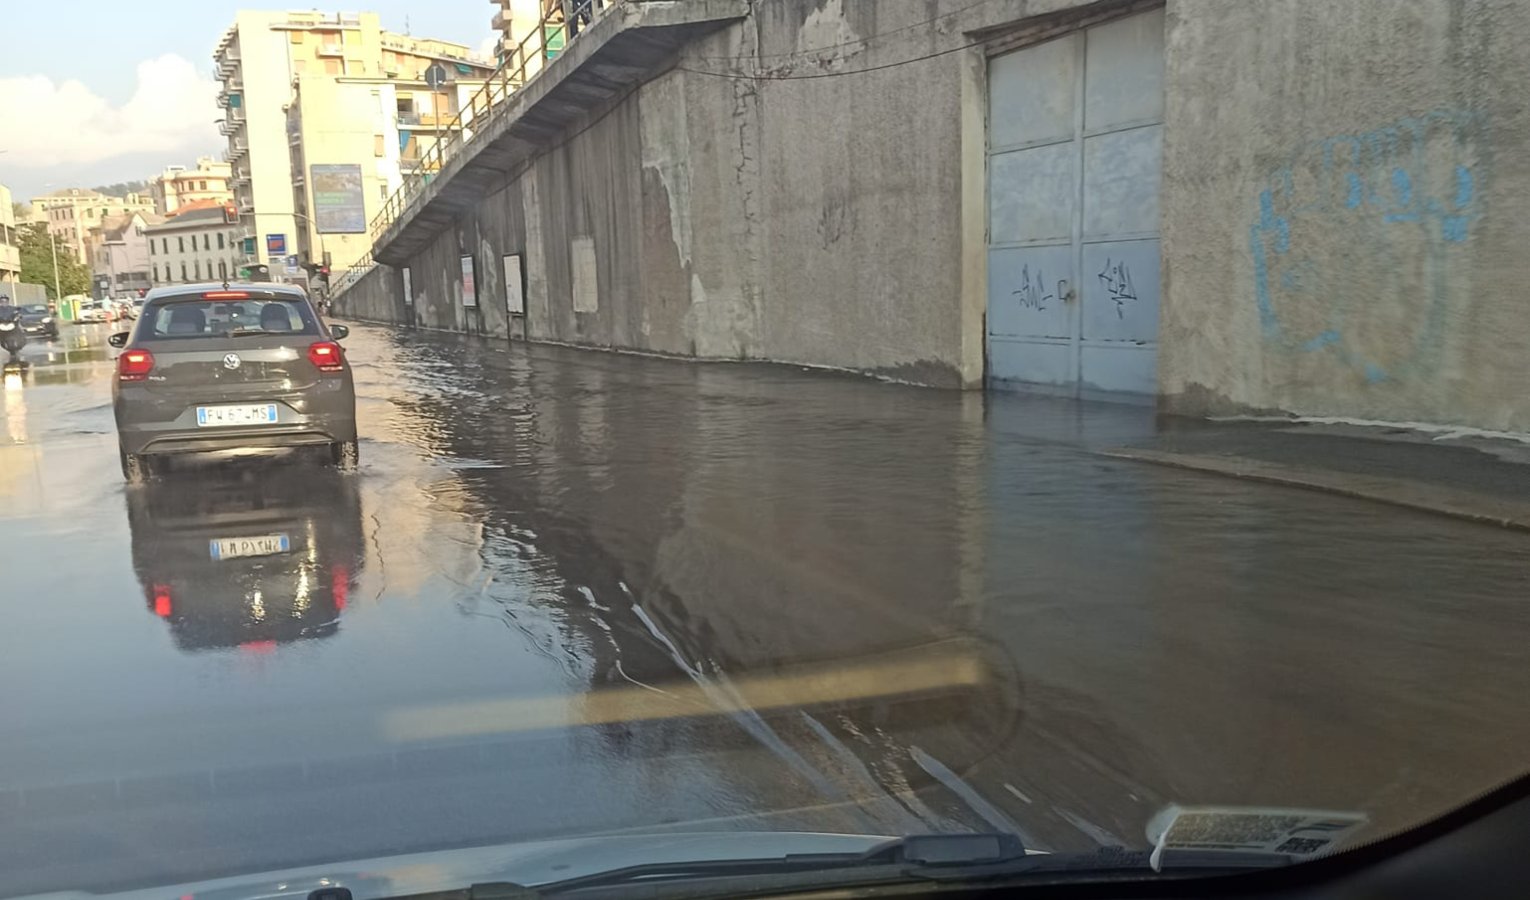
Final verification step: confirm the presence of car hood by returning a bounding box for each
[19,832,892,900]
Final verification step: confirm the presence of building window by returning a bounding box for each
[219,261,228,279]
[199,180,207,190]
[203,234,210,251]
[178,236,185,252]
[194,260,201,280]
[181,262,188,281]
[374,134,385,156]
[290,31,304,45]
[217,232,225,250]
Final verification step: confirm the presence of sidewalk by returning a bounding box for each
[1101,418,1530,531]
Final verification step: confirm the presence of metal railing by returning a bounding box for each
[367,0,618,243]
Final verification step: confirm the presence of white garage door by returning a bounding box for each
[986,9,1164,396]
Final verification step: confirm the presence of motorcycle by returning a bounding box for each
[0,306,27,366]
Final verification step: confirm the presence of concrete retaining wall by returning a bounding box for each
[1160,0,1530,430]
[333,0,1106,388]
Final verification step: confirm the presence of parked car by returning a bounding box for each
[17,304,59,338]
[110,283,358,481]
[78,300,109,323]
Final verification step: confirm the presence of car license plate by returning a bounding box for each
[210,533,291,561]
[196,404,279,427]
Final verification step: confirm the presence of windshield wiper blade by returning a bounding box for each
[455,835,1296,900]
[464,834,1029,899]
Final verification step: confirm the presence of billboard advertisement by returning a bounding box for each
[310,164,367,234]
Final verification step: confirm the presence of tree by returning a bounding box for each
[18,223,90,300]
[90,179,149,197]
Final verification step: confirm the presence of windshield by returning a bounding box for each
[1,2,1525,899]
[142,296,317,338]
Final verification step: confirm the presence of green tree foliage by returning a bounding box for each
[18,223,90,300]
[91,180,150,197]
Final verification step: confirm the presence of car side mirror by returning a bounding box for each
[107,332,130,348]
[329,324,349,340]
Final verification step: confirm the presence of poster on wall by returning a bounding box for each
[460,255,477,308]
[503,254,524,316]
[311,164,367,233]
[402,268,413,306]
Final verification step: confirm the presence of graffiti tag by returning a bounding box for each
[1012,264,1055,312]
[1250,108,1489,384]
[1096,257,1138,319]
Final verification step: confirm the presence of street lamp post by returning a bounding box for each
[49,231,61,301]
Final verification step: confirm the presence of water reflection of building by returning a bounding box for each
[125,464,364,652]
[369,330,1020,831]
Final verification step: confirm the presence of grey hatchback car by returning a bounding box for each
[110,283,357,480]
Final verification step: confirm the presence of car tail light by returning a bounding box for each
[201,291,250,299]
[118,348,154,382]
[152,585,172,618]
[307,341,344,373]
[332,564,350,611]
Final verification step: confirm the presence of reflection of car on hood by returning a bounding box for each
[126,463,364,652]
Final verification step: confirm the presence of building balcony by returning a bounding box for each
[397,112,460,129]
[317,43,344,57]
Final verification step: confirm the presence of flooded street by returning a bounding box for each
[2,323,1528,894]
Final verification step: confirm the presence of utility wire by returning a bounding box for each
[677,38,986,81]
[683,0,999,62]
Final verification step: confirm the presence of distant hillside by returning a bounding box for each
[90,179,150,197]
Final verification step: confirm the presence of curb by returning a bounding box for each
[1100,447,1530,533]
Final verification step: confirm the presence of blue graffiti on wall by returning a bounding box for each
[1250,109,1489,383]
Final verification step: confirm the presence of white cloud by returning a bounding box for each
[0,54,218,173]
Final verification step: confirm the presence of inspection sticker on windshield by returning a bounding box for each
[210,534,291,561]
[1146,804,1366,871]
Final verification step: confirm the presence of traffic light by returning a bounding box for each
[318,264,331,286]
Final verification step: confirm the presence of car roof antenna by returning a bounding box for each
[222,280,230,291]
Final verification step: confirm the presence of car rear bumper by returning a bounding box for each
[115,390,358,457]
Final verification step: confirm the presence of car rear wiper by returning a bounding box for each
[402,836,1291,900]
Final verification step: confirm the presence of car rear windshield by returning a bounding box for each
[143,295,319,339]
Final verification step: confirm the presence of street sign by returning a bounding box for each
[424,62,448,89]
[266,234,287,256]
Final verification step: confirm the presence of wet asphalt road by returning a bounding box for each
[2,322,1529,895]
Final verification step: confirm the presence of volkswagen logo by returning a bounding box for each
[222,353,242,370]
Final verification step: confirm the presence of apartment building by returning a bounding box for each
[490,0,561,74]
[31,188,156,264]
[90,211,162,298]
[0,184,20,286]
[145,204,244,287]
[213,11,493,277]
[286,73,486,281]
[151,158,234,215]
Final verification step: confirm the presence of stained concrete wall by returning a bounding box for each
[1160,0,1530,430]
[333,0,1104,389]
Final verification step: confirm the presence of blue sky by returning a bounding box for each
[0,2,497,202]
